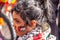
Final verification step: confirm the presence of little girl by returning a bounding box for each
[11,0,56,40]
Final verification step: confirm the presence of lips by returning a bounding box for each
[18,27,26,32]
[20,27,25,31]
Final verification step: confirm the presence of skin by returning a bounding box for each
[12,11,37,36]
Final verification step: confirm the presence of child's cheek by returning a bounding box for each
[26,25,33,32]
[13,21,20,35]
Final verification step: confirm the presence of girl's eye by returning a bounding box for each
[14,19,20,23]
[16,20,20,23]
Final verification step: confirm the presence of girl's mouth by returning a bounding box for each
[20,27,26,31]
[18,27,26,32]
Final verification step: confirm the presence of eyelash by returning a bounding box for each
[14,19,20,23]
[16,20,19,23]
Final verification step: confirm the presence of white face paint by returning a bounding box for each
[20,27,26,31]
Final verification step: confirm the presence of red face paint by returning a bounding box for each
[18,27,21,31]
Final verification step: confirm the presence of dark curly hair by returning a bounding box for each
[11,0,58,39]
[11,0,43,25]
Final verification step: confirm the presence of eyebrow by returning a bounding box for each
[13,18,19,20]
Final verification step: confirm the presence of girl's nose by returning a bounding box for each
[19,26,25,28]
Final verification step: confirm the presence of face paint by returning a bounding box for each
[20,27,26,32]
[18,27,26,32]
[13,11,37,36]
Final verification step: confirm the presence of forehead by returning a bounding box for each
[12,11,21,19]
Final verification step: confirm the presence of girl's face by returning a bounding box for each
[12,11,37,36]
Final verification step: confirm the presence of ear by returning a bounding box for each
[31,20,37,27]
